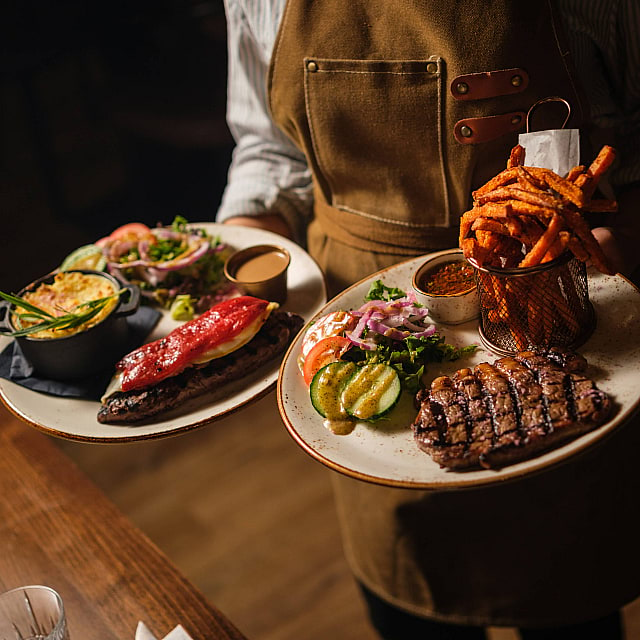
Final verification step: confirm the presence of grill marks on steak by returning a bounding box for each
[97,310,304,424]
[412,349,611,469]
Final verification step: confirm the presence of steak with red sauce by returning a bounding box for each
[412,348,612,469]
[98,310,303,424]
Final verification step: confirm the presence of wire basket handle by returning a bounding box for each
[526,96,571,133]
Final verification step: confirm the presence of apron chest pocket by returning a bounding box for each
[304,57,450,228]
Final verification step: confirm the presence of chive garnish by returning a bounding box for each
[0,290,123,337]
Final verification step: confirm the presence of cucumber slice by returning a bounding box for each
[309,361,358,419]
[341,363,401,420]
[60,244,107,271]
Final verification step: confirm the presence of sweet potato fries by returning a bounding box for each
[460,145,617,275]
[460,145,617,352]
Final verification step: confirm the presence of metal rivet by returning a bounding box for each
[460,125,473,138]
[456,82,469,94]
[426,62,438,74]
[307,61,318,72]
[511,115,522,125]
[511,74,523,87]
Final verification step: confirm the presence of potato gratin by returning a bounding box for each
[17,272,118,339]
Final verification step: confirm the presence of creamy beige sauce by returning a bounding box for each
[235,251,288,283]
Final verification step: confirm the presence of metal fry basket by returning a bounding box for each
[469,252,595,355]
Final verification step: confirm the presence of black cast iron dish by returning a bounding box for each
[0,270,140,380]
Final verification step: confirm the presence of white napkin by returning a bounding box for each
[135,621,194,640]
[518,128,580,177]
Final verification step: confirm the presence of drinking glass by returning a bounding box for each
[0,586,69,640]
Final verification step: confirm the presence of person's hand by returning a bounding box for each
[592,184,640,277]
[223,214,293,240]
[592,226,630,275]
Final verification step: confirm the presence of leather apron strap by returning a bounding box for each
[313,198,457,255]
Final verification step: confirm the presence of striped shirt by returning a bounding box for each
[217,0,640,235]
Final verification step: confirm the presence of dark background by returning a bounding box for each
[1,0,234,292]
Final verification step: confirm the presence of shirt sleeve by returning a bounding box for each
[558,0,640,190]
[217,0,313,243]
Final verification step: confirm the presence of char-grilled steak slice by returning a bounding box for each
[97,310,304,424]
[412,348,611,469]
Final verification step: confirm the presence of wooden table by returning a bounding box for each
[0,409,248,640]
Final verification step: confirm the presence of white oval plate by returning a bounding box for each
[0,224,327,442]
[277,253,640,489]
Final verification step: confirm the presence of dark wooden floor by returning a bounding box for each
[2,10,640,639]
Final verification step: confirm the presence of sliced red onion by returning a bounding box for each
[345,332,378,350]
[348,308,372,339]
[356,300,394,314]
[345,309,377,349]
[356,297,422,316]
[106,260,168,287]
[144,267,170,286]
[108,259,149,270]
[106,265,154,299]
[152,238,210,271]
[380,313,411,326]
[345,294,436,346]
[367,319,411,340]
[152,228,185,242]
[403,319,436,334]
[410,308,431,320]
[412,327,438,338]
[107,264,129,284]
[106,235,211,273]
[138,239,153,261]
[102,226,225,302]
[108,239,139,261]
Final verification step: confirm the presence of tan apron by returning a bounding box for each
[269,0,640,626]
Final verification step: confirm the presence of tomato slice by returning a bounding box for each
[302,336,352,386]
[109,222,151,239]
[300,311,357,361]
[96,222,152,246]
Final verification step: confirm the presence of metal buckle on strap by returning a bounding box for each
[453,112,526,144]
[450,68,529,101]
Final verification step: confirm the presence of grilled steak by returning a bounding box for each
[412,348,611,469]
[98,310,304,424]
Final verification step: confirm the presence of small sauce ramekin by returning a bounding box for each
[224,244,291,304]
[412,248,479,325]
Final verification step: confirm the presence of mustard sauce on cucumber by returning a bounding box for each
[313,361,356,420]
[310,361,401,434]
[341,364,398,420]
